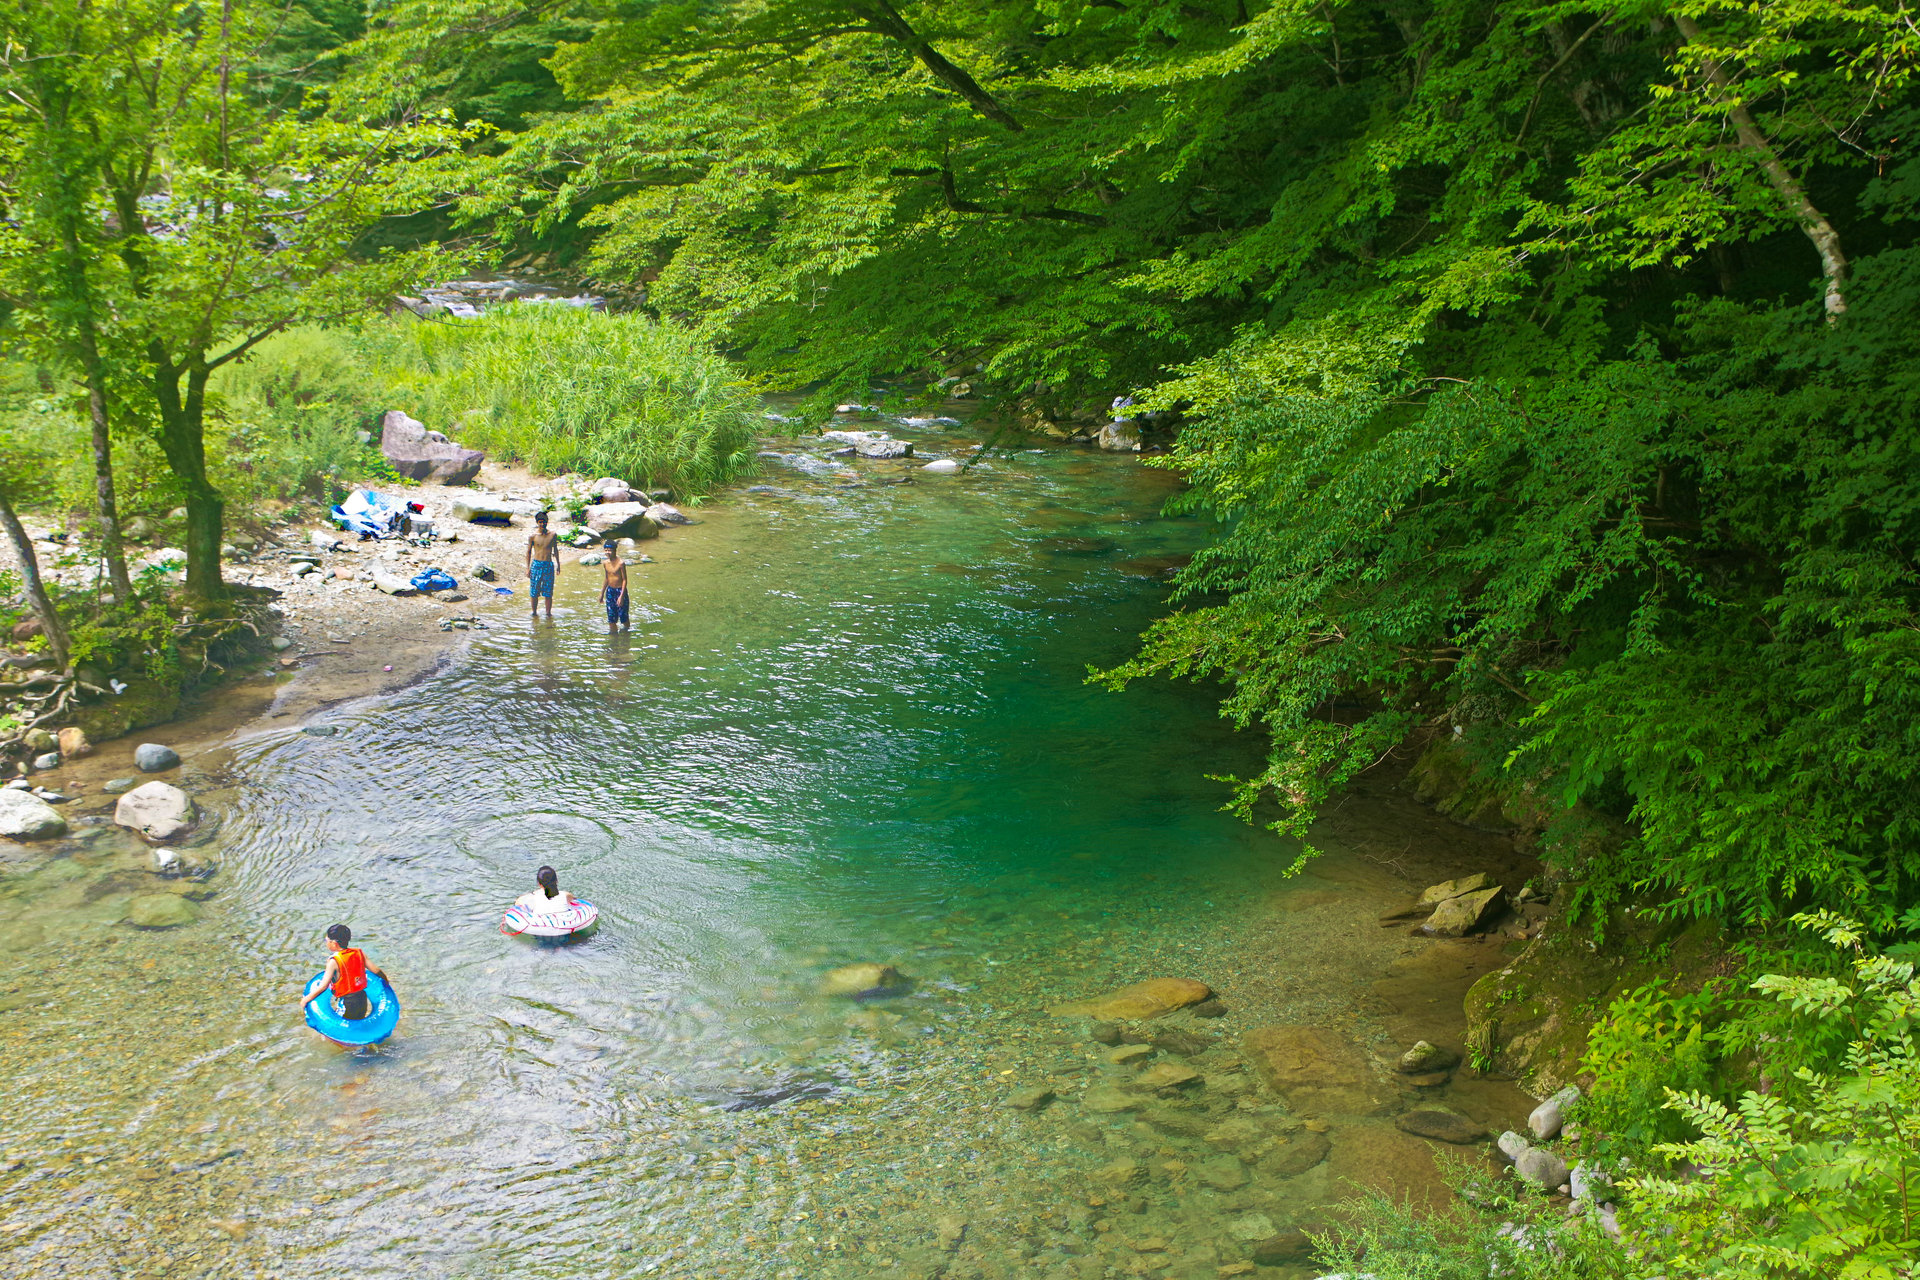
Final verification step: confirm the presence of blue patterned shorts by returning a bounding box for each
[528,559,555,599]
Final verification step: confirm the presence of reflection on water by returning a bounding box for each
[0,427,1527,1279]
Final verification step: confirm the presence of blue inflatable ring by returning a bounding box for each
[304,972,400,1047]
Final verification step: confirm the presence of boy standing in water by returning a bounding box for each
[602,539,629,634]
[300,924,389,1021]
[526,510,558,620]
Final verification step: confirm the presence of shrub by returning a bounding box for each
[1617,911,1920,1279]
[207,326,385,504]
[369,306,760,498]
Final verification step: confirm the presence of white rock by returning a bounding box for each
[371,571,417,596]
[450,497,515,523]
[0,790,68,840]
[1515,1146,1570,1192]
[921,458,962,473]
[308,529,343,551]
[585,502,660,537]
[149,547,187,567]
[587,477,630,497]
[643,502,692,526]
[1528,1085,1581,1141]
[114,780,197,843]
[1497,1130,1532,1162]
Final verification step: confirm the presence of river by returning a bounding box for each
[0,420,1528,1279]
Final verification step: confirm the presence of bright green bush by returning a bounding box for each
[1617,912,1920,1280]
[370,306,760,498]
[207,326,386,505]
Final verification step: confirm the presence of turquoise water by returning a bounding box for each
[0,427,1510,1279]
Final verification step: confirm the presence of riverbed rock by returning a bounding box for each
[57,727,92,759]
[1419,872,1493,905]
[1397,1040,1460,1074]
[32,752,59,771]
[588,477,630,497]
[1515,1146,1570,1192]
[1421,885,1504,936]
[103,777,138,794]
[1080,1086,1140,1114]
[820,962,905,997]
[822,430,913,459]
[371,571,418,597]
[1241,1025,1394,1115]
[1134,1061,1201,1092]
[1395,1109,1488,1145]
[1097,421,1142,452]
[1256,1129,1332,1178]
[126,893,198,929]
[133,743,180,772]
[1003,1085,1055,1112]
[1195,1153,1249,1191]
[921,458,962,474]
[1250,1229,1316,1266]
[23,728,56,752]
[0,790,67,840]
[1528,1085,1581,1140]
[380,410,484,485]
[1050,977,1213,1020]
[1106,1043,1153,1066]
[1497,1130,1532,1162]
[309,529,344,552]
[585,502,661,539]
[643,502,692,526]
[114,781,197,842]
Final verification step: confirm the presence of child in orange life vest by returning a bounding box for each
[300,923,389,1021]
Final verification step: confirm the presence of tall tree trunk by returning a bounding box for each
[150,356,226,602]
[0,494,71,670]
[47,90,135,600]
[1672,13,1848,319]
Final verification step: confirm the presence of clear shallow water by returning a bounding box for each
[0,429,1522,1279]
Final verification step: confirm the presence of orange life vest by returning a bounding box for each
[331,947,367,997]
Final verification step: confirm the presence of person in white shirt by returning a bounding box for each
[515,865,574,914]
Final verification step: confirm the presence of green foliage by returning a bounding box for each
[1578,981,1733,1167]
[1310,1175,1622,1280]
[207,327,386,505]
[1617,911,1920,1279]
[370,307,761,497]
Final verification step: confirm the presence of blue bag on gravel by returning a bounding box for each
[410,568,457,592]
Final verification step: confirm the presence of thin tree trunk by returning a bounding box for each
[0,494,71,670]
[150,356,226,602]
[1672,13,1848,319]
[74,325,134,601]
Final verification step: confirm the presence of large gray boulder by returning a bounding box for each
[643,502,692,526]
[0,790,67,840]
[585,502,660,539]
[822,430,913,459]
[1097,421,1142,452]
[134,742,180,772]
[114,780,197,843]
[450,496,515,524]
[1422,884,1504,936]
[380,410,484,485]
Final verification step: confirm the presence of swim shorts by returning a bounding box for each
[604,586,629,627]
[339,991,370,1021]
[528,559,555,599]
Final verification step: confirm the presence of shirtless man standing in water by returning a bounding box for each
[526,510,559,620]
[601,540,629,634]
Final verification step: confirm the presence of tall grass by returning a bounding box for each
[372,306,761,498]
[209,326,384,504]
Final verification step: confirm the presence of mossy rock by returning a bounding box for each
[74,678,183,743]
[126,893,199,929]
[1464,909,1728,1094]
